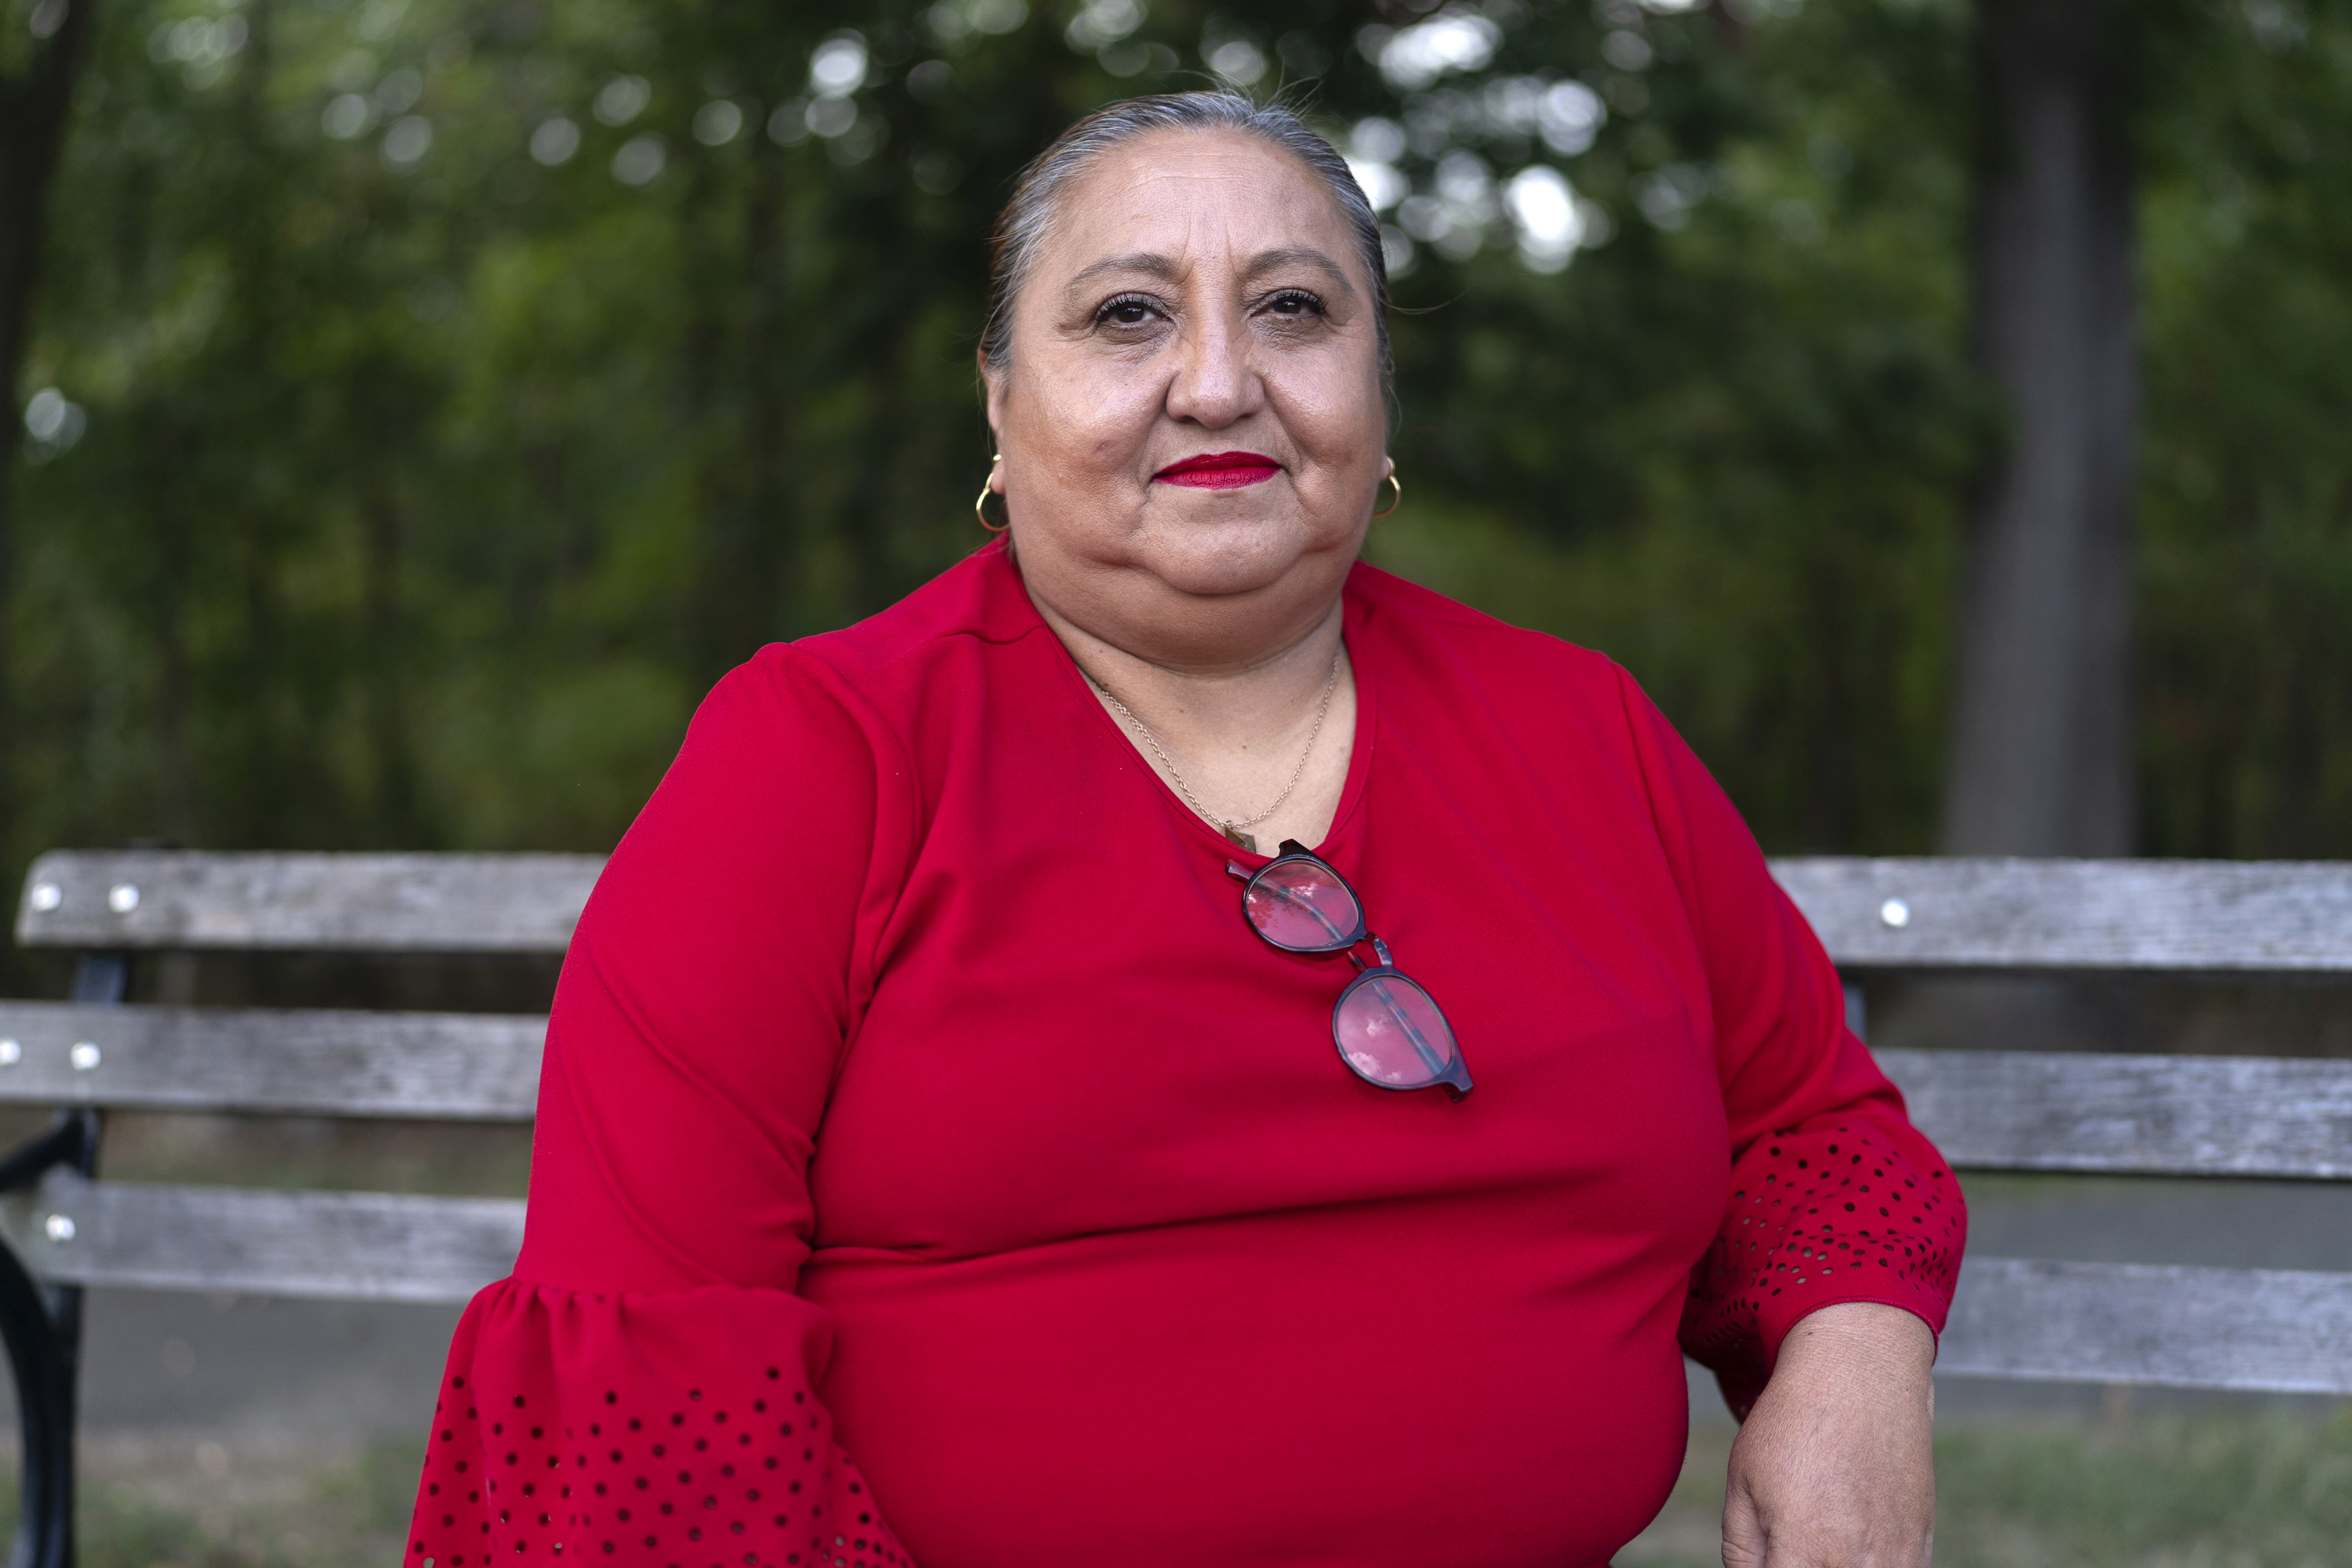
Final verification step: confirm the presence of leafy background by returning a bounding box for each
[9,2,2352,1561]
[12,0,2352,894]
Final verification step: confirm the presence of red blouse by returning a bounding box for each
[409,542,1963,1568]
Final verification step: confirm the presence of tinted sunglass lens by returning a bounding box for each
[1245,860,1363,952]
[1333,972,1459,1089]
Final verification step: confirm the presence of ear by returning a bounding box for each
[978,349,1009,448]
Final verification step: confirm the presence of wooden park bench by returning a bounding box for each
[2,849,2349,1565]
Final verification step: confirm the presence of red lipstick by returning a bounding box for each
[1152,451,1281,490]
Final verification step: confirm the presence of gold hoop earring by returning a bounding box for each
[1373,471,1402,517]
[974,455,1009,533]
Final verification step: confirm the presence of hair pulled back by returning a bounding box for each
[979,91,1392,392]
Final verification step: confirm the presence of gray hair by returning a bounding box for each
[980,91,1392,392]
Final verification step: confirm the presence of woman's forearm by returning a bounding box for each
[1722,1302,1937,1567]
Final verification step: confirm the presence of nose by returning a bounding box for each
[1163,305,1263,429]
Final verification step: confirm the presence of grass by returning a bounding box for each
[0,1414,2344,1566]
[1622,1410,2352,1568]
[1932,1414,2352,1568]
[0,1437,423,1568]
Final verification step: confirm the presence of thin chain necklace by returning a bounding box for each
[1087,650,1342,855]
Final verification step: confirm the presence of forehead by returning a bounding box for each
[1034,127,1363,285]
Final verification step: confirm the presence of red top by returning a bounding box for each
[409,542,1964,1568]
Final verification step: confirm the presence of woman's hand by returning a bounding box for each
[1722,1301,1937,1568]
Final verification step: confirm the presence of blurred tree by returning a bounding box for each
[1942,0,2138,857]
[2135,0,2352,859]
[2,0,2350,977]
[0,0,98,831]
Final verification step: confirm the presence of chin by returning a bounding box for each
[1135,515,1349,599]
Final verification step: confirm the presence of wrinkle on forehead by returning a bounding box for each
[1063,246,1357,299]
[1036,132,1368,300]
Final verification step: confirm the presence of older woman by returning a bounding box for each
[409,93,1961,1568]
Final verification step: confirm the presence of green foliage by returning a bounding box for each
[1933,1413,2352,1564]
[1375,0,1989,850]
[2136,0,2352,858]
[9,0,2352,898]
[0,1437,424,1566]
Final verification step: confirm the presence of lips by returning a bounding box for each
[1152,450,1282,489]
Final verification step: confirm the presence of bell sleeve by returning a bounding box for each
[1612,664,1968,1420]
[407,646,915,1568]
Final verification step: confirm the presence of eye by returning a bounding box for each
[1262,290,1326,320]
[1094,294,1161,328]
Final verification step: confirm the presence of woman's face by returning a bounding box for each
[984,127,1388,670]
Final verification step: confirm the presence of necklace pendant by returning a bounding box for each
[1222,826,1258,854]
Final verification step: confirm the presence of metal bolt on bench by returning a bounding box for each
[4,849,2352,1566]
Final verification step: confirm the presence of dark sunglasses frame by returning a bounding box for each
[1226,841,1473,1101]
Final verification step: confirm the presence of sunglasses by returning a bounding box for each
[1225,842,1472,1101]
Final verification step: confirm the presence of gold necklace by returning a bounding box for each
[1088,651,1342,855]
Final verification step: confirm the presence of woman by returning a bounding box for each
[409,93,1962,1568]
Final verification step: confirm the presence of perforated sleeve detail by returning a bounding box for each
[408,1280,912,1568]
[1678,1117,1964,1419]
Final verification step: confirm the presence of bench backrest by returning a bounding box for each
[9,850,2352,1391]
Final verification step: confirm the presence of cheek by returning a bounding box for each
[1281,387,1386,480]
[1264,342,1384,452]
[1018,360,1159,469]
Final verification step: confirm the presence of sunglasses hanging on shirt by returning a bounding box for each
[1226,842,1472,1101]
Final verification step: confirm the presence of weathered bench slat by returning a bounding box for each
[1773,856,2352,972]
[0,1171,522,1304]
[15,851,603,953]
[0,1003,542,1120]
[1880,1047,2352,1180]
[7,1170,2342,1395]
[5,996,2351,1182]
[21,851,2352,970]
[1939,1256,2352,1392]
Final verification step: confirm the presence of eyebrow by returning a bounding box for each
[1241,247,1356,293]
[1062,246,1360,297]
[1065,252,1183,292]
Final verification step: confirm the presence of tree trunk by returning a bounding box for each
[1899,0,2144,1059]
[1944,0,2138,857]
[0,0,100,842]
